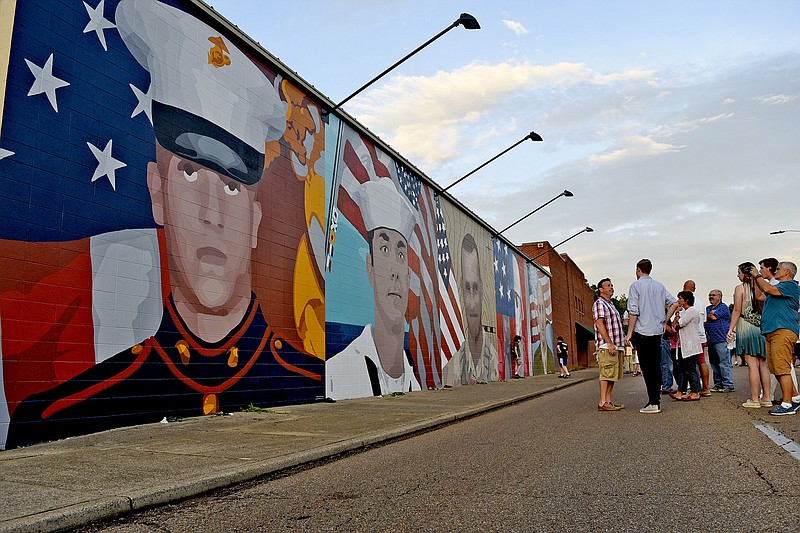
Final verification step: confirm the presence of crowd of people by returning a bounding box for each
[591,258,800,415]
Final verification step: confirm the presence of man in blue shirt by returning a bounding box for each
[750,262,800,415]
[625,259,679,414]
[706,289,734,392]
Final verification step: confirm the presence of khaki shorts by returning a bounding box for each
[598,348,623,381]
[765,329,799,376]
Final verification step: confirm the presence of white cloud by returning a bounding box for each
[756,93,798,105]
[588,135,681,164]
[502,19,528,36]
[352,60,657,168]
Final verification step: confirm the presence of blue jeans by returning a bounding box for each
[660,336,674,391]
[708,341,734,389]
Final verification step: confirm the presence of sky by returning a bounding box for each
[205,0,800,304]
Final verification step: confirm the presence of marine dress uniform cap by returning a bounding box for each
[353,179,417,243]
[116,0,286,185]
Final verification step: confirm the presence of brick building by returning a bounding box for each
[519,241,597,369]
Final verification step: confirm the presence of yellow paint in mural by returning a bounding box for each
[207,36,231,68]
[0,0,18,132]
[227,346,239,368]
[294,236,325,358]
[281,79,326,360]
[202,394,218,415]
[176,340,190,365]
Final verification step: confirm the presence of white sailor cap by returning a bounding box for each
[116,0,286,185]
[353,179,417,243]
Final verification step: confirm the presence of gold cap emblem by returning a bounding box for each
[207,36,231,68]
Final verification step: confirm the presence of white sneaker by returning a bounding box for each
[639,403,661,414]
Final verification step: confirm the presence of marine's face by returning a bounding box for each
[367,228,409,324]
[148,151,262,311]
[461,249,482,334]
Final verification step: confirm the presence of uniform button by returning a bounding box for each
[203,394,218,415]
[228,346,239,368]
[176,340,190,365]
[131,344,143,355]
[274,339,283,350]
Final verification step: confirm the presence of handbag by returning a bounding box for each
[741,305,761,327]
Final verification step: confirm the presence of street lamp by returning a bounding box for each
[530,226,593,262]
[325,13,480,117]
[439,131,543,194]
[496,190,573,235]
[770,229,800,235]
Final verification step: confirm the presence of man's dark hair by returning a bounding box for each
[636,259,652,274]
[759,257,778,274]
[677,290,695,306]
[461,232,481,281]
[462,233,477,254]
[597,278,611,290]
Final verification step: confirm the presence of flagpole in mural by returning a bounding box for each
[439,131,543,195]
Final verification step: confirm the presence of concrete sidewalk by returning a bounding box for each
[0,370,591,533]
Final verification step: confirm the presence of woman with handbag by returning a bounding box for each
[727,262,770,408]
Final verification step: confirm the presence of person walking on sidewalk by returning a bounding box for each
[706,289,734,392]
[593,278,626,411]
[750,262,800,415]
[625,259,679,414]
[557,336,571,378]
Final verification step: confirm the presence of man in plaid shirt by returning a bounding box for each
[593,278,626,411]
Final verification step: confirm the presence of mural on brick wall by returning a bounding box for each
[324,124,467,398]
[439,204,498,386]
[493,239,530,380]
[0,0,552,447]
[528,265,554,375]
[0,0,325,449]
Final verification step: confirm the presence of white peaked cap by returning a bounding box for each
[116,0,287,184]
[353,179,417,243]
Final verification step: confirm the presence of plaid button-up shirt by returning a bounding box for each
[592,296,624,349]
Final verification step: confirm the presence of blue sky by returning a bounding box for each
[208,0,800,300]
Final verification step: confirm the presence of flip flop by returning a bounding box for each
[681,395,700,401]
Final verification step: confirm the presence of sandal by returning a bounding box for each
[682,394,700,401]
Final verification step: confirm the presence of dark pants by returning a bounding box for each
[674,353,702,394]
[632,333,663,406]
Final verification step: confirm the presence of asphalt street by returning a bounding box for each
[76,365,800,532]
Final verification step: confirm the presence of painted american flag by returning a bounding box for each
[397,162,463,389]
[493,239,528,380]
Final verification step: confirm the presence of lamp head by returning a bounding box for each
[526,131,543,142]
[770,230,786,235]
[563,189,574,197]
[457,13,481,30]
[585,226,594,233]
